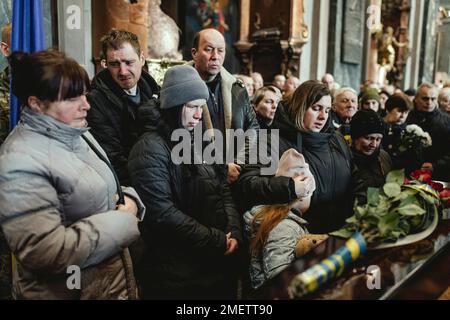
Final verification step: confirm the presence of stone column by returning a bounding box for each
[404,0,424,88]
[57,0,94,77]
[396,0,411,88]
[285,0,308,77]
[234,0,253,74]
[366,0,382,86]
[306,0,329,82]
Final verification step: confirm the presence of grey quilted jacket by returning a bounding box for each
[244,206,308,289]
[0,107,144,299]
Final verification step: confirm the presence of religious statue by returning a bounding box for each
[378,26,407,73]
[147,0,182,60]
[375,26,408,86]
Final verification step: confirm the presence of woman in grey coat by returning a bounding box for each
[0,51,144,299]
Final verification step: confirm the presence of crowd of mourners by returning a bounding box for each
[0,26,449,300]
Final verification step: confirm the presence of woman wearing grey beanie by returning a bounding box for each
[128,65,243,299]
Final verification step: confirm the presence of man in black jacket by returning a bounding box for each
[190,28,260,184]
[407,82,450,181]
[87,29,159,185]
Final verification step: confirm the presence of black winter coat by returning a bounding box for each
[87,69,159,185]
[236,103,357,233]
[128,100,242,299]
[352,148,393,204]
[273,104,356,233]
[382,122,422,174]
[407,109,450,181]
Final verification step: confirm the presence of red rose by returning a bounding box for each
[439,189,450,208]
[429,181,444,192]
[410,169,432,183]
[440,189,450,197]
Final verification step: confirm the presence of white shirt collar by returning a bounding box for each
[124,85,138,96]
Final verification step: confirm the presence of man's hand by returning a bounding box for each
[227,163,242,184]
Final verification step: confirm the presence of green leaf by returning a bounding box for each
[396,204,426,216]
[378,212,400,236]
[384,183,402,198]
[354,204,367,218]
[345,215,359,225]
[386,169,405,186]
[392,191,410,202]
[398,220,410,233]
[390,230,406,239]
[399,195,419,207]
[418,192,439,205]
[330,228,354,239]
[367,187,380,206]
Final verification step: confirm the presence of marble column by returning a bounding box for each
[57,0,94,77]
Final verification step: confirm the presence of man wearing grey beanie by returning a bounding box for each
[190,28,260,184]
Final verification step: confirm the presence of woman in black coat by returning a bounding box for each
[273,81,357,233]
[236,81,357,234]
[128,65,242,299]
[350,109,393,204]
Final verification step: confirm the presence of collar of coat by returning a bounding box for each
[91,69,159,109]
[186,61,236,135]
[20,106,89,147]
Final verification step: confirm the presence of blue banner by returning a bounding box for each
[9,0,46,130]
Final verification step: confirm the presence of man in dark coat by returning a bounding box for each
[407,83,450,181]
[190,28,260,184]
[87,29,159,185]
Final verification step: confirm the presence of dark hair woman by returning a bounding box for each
[128,65,242,299]
[0,51,144,299]
[272,80,356,233]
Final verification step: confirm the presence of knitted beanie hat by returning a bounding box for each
[360,88,380,104]
[276,149,316,199]
[160,65,209,109]
[276,149,311,178]
[350,109,385,139]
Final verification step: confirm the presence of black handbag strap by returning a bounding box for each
[81,134,125,205]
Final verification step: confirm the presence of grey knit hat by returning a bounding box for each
[160,65,209,109]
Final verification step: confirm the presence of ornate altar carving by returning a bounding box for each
[146,58,186,86]
[368,0,411,87]
[234,0,308,80]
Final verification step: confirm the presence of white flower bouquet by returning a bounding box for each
[398,124,432,153]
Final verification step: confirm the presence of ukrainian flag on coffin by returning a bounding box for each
[289,232,366,298]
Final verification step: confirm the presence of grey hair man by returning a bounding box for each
[407,83,450,180]
[321,73,334,90]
